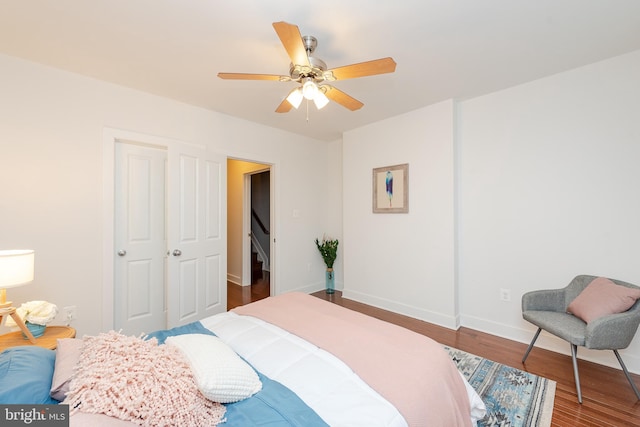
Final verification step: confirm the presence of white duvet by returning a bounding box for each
[201,312,485,427]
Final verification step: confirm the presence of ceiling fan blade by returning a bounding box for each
[327,57,396,80]
[272,21,310,67]
[275,95,294,113]
[324,86,364,111]
[217,73,289,81]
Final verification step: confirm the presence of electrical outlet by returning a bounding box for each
[500,288,511,302]
[63,305,77,325]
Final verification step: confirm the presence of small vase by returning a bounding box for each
[23,321,46,339]
[325,268,335,294]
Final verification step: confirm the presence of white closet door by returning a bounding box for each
[114,143,167,335]
[167,145,227,327]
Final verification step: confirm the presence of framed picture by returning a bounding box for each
[372,163,408,213]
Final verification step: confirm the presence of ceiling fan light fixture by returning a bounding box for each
[313,89,330,109]
[302,78,318,100]
[286,88,303,109]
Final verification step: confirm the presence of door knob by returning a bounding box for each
[117,249,127,256]
[172,249,182,256]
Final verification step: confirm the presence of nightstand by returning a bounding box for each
[0,326,76,352]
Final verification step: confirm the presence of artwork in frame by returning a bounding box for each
[372,163,408,213]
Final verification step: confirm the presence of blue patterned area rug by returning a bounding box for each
[445,346,556,427]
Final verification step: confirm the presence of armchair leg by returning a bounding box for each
[522,327,542,363]
[571,344,583,404]
[613,350,640,400]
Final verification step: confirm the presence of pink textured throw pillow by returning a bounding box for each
[567,277,640,323]
[64,331,226,426]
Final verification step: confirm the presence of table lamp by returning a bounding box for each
[0,249,37,343]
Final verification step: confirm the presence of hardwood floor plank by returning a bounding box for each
[228,288,640,426]
[227,279,269,310]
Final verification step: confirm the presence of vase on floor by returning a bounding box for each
[23,321,46,339]
[325,268,335,294]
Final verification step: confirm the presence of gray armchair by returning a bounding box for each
[522,274,640,403]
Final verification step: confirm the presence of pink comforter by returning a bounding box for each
[233,292,472,427]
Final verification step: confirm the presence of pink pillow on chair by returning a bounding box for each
[567,277,640,323]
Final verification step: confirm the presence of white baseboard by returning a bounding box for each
[226,274,241,286]
[461,314,640,375]
[288,282,331,295]
[341,289,460,330]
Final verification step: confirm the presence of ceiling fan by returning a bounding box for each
[218,21,397,113]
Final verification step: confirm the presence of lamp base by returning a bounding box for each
[0,306,36,344]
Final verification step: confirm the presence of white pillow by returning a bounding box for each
[166,334,262,403]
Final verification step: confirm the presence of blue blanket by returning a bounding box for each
[147,322,329,427]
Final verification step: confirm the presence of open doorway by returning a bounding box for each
[249,170,270,285]
[227,159,272,309]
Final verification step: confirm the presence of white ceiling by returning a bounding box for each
[1,1,639,141]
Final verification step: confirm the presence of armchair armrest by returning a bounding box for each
[522,289,566,312]
[586,309,640,350]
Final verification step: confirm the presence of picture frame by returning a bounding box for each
[372,163,408,213]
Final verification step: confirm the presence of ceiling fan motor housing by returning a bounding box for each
[290,57,329,81]
[289,35,332,82]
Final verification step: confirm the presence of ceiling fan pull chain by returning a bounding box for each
[306,99,310,123]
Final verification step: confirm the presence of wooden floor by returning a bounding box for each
[227,278,270,310]
[228,287,640,426]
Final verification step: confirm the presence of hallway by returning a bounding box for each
[227,273,270,310]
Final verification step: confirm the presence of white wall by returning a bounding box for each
[342,100,458,328]
[458,50,640,373]
[0,53,331,336]
[341,49,640,373]
[324,139,344,289]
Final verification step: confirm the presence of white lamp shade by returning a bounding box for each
[0,250,35,288]
[286,88,303,109]
[302,79,318,100]
[313,90,330,109]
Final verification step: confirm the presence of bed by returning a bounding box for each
[0,292,486,426]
